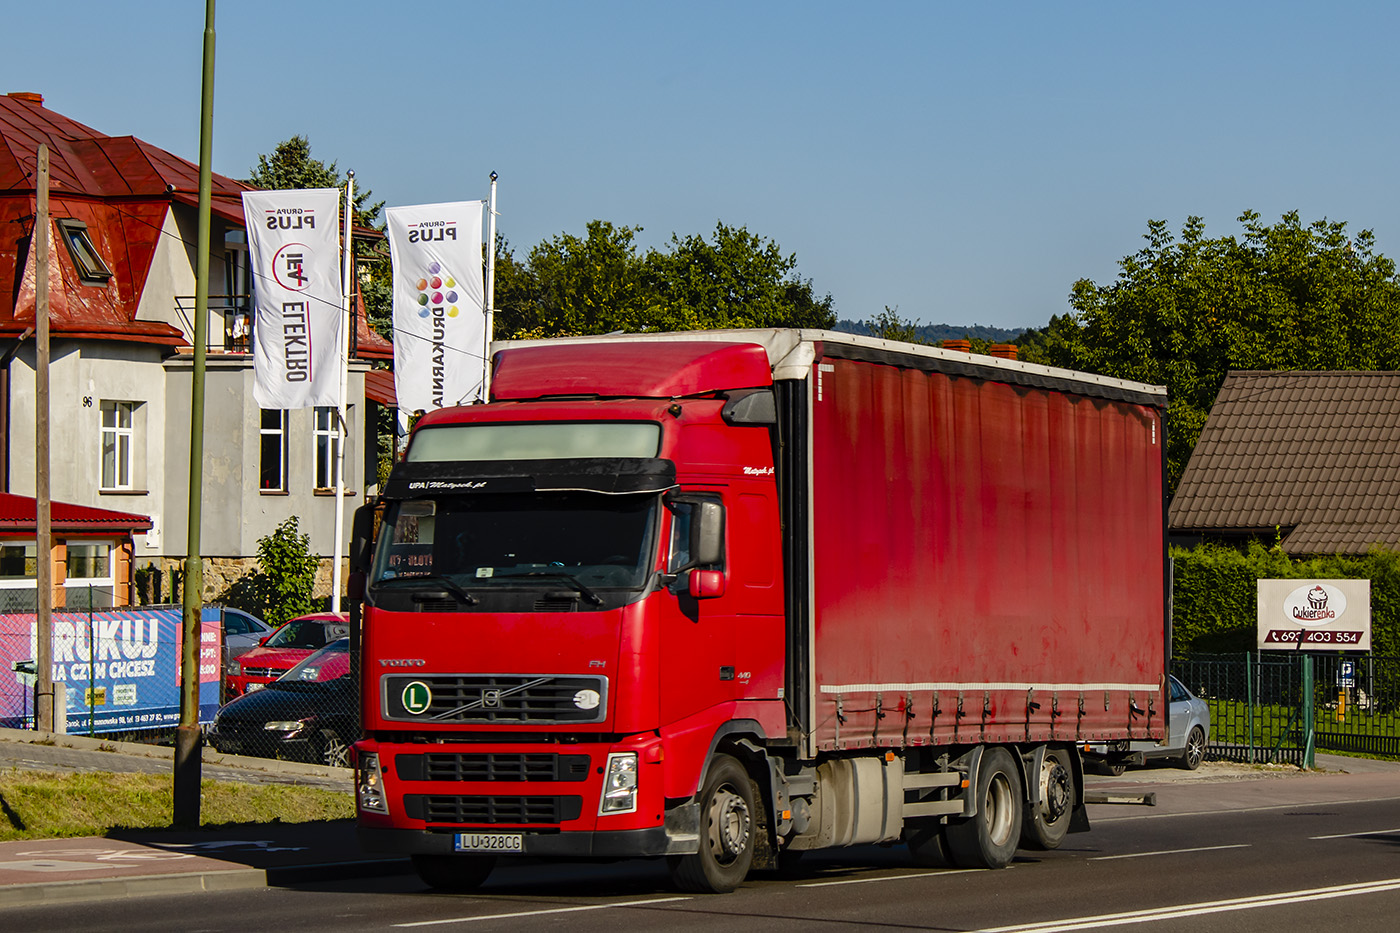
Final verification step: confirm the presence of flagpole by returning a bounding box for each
[482,172,497,402]
[332,171,354,615]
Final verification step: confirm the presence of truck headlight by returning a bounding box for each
[357,751,388,814]
[600,752,639,814]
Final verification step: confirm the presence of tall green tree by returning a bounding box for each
[493,220,835,339]
[247,136,391,337]
[1021,211,1400,492]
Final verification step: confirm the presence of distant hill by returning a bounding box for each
[832,320,1031,343]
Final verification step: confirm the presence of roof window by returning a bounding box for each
[55,218,112,285]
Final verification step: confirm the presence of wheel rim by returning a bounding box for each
[1039,758,1070,821]
[322,734,349,768]
[1186,729,1204,768]
[706,783,750,866]
[984,772,1016,847]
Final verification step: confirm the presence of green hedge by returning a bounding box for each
[1172,541,1400,658]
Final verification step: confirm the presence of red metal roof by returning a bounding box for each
[364,368,397,407]
[0,492,152,534]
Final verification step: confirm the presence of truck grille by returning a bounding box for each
[396,752,591,783]
[381,674,607,723]
[405,794,583,825]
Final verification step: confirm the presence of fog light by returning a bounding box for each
[600,752,639,814]
[357,752,388,815]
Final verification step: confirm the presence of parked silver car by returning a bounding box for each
[1084,675,1210,774]
[220,607,274,670]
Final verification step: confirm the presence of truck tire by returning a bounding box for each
[906,819,953,867]
[411,854,495,891]
[1021,747,1074,850]
[668,754,755,893]
[944,747,1022,869]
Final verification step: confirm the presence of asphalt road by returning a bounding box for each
[5,763,1398,932]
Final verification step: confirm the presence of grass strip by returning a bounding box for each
[0,769,353,841]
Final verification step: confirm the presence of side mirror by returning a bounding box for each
[690,500,725,568]
[350,504,376,573]
[688,569,726,599]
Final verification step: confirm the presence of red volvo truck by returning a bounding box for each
[350,329,1168,893]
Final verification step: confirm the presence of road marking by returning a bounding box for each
[969,877,1400,933]
[799,868,981,887]
[1089,844,1250,861]
[1091,795,1400,823]
[1311,827,1400,840]
[391,897,692,927]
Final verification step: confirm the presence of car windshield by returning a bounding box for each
[275,639,350,685]
[265,619,341,649]
[369,491,658,590]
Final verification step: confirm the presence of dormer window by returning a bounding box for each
[55,218,112,285]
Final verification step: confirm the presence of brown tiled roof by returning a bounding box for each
[1169,371,1400,555]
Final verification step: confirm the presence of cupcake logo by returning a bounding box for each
[1283,582,1345,625]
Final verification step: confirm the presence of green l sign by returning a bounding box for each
[401,681,432,715]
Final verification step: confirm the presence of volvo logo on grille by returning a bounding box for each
[481,689,502,708]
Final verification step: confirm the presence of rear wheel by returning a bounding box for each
[1180,726,1206,771]
[668,754,756,893]
[411,854,496,891]
[944,748,1022,869]
[1021,747,1074,850]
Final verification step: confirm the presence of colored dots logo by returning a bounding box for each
[415,260,459,318]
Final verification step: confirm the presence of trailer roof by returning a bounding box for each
[493,329,1168,408]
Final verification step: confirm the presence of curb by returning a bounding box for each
[267,857,414,885]
[0,867,266,908]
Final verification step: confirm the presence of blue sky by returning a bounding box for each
[9,1,1398,330]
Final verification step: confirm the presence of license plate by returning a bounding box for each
[247,683,264,693]
[455,832,523,853]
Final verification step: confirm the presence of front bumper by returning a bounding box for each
[358,822,691,858]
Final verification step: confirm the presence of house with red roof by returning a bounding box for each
[0,91,394,608]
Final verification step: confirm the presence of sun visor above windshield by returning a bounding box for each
[383,458,677,498]
[491,342,773,400]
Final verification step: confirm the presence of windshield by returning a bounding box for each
[370,492,658,590]
[265,619,346,650]
[275,639,350,685]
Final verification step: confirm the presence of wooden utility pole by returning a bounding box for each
[35,144,53,733]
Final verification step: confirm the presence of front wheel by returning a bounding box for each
[1022,747,1074,850]
[1180,726,1206,771]
[668,754,756,893]
[411,854,495,891]
[318,729,351,769]
[944,747,1023,869]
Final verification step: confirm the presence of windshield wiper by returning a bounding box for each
[374,573,479,606]
[511,571,603,606]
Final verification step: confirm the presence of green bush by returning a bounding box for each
[1172,540,1400,659]
[249,516,320,626]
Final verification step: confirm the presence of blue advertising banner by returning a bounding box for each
[0,607,221,732]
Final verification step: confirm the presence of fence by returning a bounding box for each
[1175,652,1400,767]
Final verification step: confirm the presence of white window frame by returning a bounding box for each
[63,540,115,610]
[100,400,136,491]
[260,408,289,493]
[0,541,39,611]
[314,406,340,490]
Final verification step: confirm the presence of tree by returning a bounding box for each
[247,136,392,337]
[252,516,320,626]
[493,220,835,339]
[1021,212,1400,492]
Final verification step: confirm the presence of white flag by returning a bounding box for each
[243,188,344,409]
[386,201,485,413]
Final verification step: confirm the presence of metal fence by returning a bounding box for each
[1175,652,1400,766]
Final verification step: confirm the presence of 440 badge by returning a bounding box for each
[401,681,432,715]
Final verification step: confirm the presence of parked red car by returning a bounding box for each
[225,613,349,697]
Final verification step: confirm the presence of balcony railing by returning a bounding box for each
[173,294,253,353]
